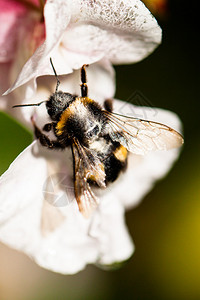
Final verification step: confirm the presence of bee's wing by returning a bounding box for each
[104,111,184,155]
[71,138,106,218]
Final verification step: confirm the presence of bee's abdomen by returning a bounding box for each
[104,144,128,183]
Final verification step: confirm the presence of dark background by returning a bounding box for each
[0,1,199,299]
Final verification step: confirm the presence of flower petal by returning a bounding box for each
[4,0,71,95]
[90,195,134,265]
[0,141,46,224]
[0,99,183,273]
[0,141,95,273]
[0,140,134,274]
[4,0,161,95]
[63,0,162,64]
[0,0,36,62]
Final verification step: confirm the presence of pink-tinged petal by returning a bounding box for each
[0,0,41,62]
[0,0,27,62]
[4,0,71,95]
[0,0,45,111]
[0,62,12,100]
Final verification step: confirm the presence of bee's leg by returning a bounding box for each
[104,98,113,112]
[31,118,65,149]
[81,64,89,97]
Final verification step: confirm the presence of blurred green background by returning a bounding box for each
[0,1,199,299]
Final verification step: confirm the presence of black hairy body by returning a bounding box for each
[33,94,128,184]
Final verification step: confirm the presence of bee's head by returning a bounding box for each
[46,91,76,121]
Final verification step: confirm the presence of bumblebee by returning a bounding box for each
[13,59,184,217]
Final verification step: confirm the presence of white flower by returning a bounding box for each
[0,87,183,274]
[0,0,183,274]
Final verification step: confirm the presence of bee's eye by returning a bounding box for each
[87,125,100,138]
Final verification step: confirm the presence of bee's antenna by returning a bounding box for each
[12,100,46,108]
[50,57,60,93]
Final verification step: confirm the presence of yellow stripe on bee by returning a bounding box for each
[56,97,94,136]
[113,145,128,162]
[81,97,94,105]
[56,107,72,136]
